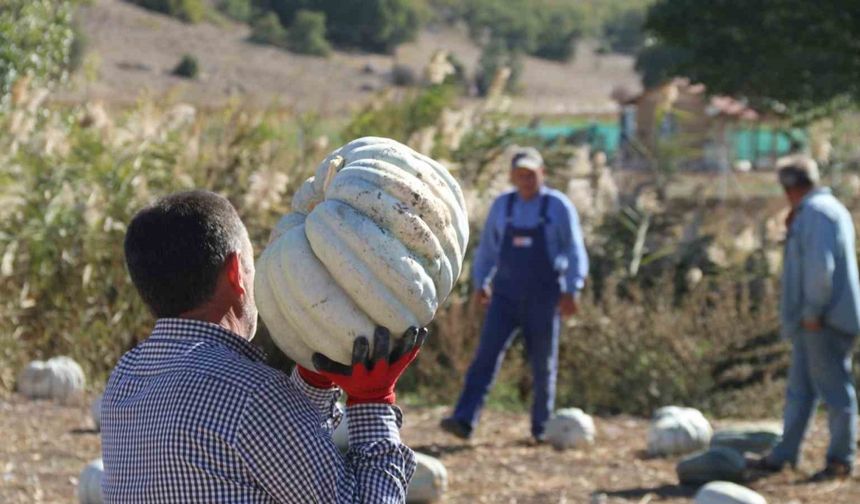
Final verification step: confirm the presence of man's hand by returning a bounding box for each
[801,318,823,332]
[311,326,427,406]
[558,293,578,319]
[473,287,491,307]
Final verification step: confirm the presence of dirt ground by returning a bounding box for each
[2,394,858,503]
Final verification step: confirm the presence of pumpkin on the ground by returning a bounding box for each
[256,137,468,368]
[647,406,712,456]
[17,356,86,405]
[543,408,595,450]
[694,481,767,504]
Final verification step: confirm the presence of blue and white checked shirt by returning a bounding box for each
[101,318,416,503]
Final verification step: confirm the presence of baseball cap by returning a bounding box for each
[511,147,544,171]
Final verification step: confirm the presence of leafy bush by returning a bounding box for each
[287,9,330,56]
[266,0,422,53]
[216,0,254,22]
[127,0,206,23]
[0,0,74,100]
[249,12,288,48]
[475,38,522,96]
[341,84,456,143]
[391,64,417,87]
[600,6,647,55]
[172,54,199,79]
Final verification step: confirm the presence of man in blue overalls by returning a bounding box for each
[441,147,589,442]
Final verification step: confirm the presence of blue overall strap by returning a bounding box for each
[538,194,550,224]
[505,192,517,223]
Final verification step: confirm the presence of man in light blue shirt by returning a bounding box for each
[753,156,860,481]
[440,147,588,442]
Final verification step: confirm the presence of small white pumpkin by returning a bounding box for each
[647,406,712,456]
[694,481,767,504]
[78,458,104,504]
[406,452,448,503]
[257,137,469,368]
[17,356,85,405]
[543,408,595,450]
[91,393,103,431]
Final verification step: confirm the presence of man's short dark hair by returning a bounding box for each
[124,190,247,318]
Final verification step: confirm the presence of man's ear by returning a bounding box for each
[225,252,246,296]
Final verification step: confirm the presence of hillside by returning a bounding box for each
[58,0,641,116]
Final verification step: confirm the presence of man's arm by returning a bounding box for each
[472,197,504,292]
[800,211,838,329]
[291,367,343,433]
[236,375,414,503]
[555,196,589,295]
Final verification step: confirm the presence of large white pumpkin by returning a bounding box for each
[78,458,104,504]
[543,408,595,450]
[647,406,712,457]
[694,481,767,504]
[256,137,468,368]
[407,452,448,503]
[17,356,85,405]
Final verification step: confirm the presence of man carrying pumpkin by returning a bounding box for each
[101,190,423,503]
[441,147,589,442]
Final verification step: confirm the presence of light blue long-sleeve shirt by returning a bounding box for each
[781,187,860,338]
[472,187,589,295]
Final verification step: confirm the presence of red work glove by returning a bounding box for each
[312,326,427,406]
[296,365,336,389]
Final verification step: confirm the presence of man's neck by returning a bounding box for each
[179,307,249,341]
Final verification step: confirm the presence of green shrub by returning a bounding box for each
[287,10,330,56]
[172,54,199,79]
[216,0,254,22]
[391,64,417,87]
[0,0,75,99]
[267,0,422,53]
[601,6,647,55]
[127,0,206,23]
[475,38,522,96]
[249,12,288,48]
[341,84,455,143]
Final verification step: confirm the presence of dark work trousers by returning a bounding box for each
[452,194,561,438]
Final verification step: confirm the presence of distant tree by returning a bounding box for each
[287,9,330,56]
[634,44,690,88]
[601,7,647,55]
[249,12,288,48]
[642,0,860,117]
[172,54,199,79]
[127,0,205,23]
[217,0,254,22]
[264,0,422,53]
[0,0,75,99]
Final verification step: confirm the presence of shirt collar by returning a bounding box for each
[798,186,831,209]
[151,318,267,363]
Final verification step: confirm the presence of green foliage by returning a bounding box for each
[287,9,330,56]
[172,54,199,79]
[265,0,423,53]
[391,64,417,87]
[127,0,206,23]
[459,0,584,62]
[249,12,288,48]
[341,84,456,143]
[600,6,646,55]
[475,38,522,96]
[216,0,254,22]
[634,43,690,88]
[0,0,74,100]
[643,0,860,117]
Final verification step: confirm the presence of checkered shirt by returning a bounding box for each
[101,318,416,503]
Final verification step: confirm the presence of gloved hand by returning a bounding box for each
[296,365,337,389]
[312,326,427,406]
